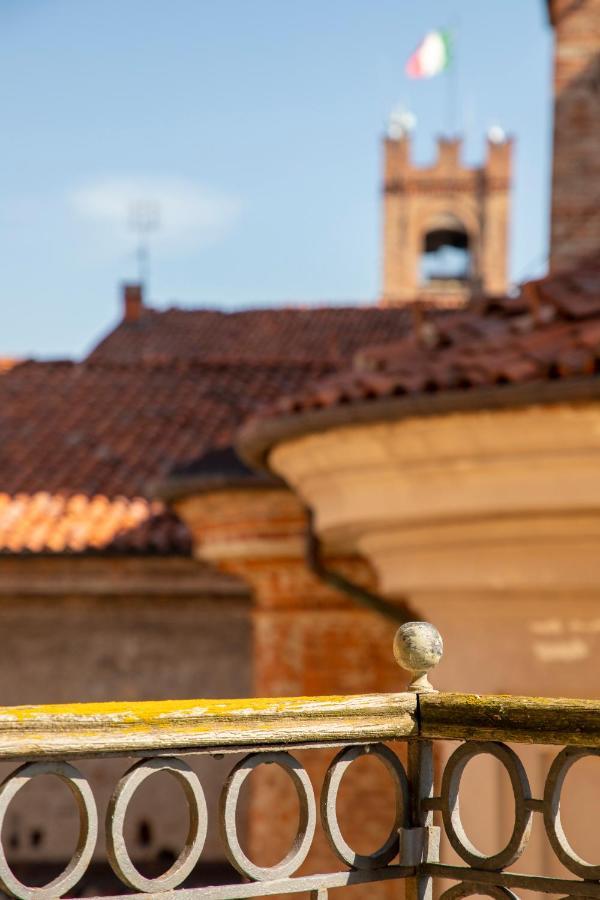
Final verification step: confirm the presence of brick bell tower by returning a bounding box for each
[381,133,512,307]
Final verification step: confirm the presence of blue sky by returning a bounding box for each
[1,0,553,358]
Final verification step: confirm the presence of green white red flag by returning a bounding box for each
[405,30,452,79]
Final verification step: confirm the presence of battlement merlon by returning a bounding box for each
[383,134,513,189]
[485,135,514,180]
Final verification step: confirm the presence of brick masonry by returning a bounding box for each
[549,0,600,271]
[382,135,512,305]
[175,486,414,899]
[0,556,250,878]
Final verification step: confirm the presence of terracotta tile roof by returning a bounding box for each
[0,358,21,374]
[8,268,600,555]
[0,493,190,555]
[88,306,415,365]
[0,359,335,498]
[0,357,333,553]
[241,264,600,422]
[1,303,421,555]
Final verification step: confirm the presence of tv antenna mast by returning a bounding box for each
[128,200,160,293]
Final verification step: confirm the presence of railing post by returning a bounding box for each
[394,622,443,900]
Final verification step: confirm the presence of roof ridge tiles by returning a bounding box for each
[80,357,337,371]
[236,264,600,433]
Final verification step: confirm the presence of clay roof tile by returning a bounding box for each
[0,304,419,554]
[244,261,600,430]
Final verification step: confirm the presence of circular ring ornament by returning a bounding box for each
[219,751,316,881]
[106,756,207,892]
[440,884,520,900]
[441,742,532,871]
[0,761,98,900]
[321,744,409,870]
[543,746,600,879]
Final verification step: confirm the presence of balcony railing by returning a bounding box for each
[0,621,599,899]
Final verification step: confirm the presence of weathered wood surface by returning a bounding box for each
[0,693,417,760]
[420,693,600,746]
[3,689,600,761]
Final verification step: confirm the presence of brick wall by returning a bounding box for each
[549,0,600,271]
[175,486,415,900]
[0,556,251,888]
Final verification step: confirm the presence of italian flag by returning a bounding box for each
[405,30,452,79]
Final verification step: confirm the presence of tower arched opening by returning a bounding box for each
[420,214,472,286]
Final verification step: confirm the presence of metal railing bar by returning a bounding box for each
[91,865,415,900]
[423,864,600,897]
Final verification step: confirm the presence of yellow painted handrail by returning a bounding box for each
[1,688,600,761]
[0,693,418,760]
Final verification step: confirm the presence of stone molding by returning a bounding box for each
[268,401,600,595]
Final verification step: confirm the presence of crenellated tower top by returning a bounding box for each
[381,133,513,307]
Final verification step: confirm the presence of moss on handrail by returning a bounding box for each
[0,688,599,761]
[0,693,418,760]
[420,692,600,746]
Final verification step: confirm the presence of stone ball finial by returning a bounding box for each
[393,621,443,693]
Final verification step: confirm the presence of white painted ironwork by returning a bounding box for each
[219,751,316,881]
[543,746,600,878]
[107,756,208,891]
[0,761,97,900]
[321,743,409,869]
[439,741,533,870]
[440,886,519,900]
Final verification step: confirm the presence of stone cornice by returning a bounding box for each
[264,398,600,595]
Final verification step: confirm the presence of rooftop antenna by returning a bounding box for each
[128,200,160,294]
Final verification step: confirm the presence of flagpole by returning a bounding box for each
[445,21,460,137]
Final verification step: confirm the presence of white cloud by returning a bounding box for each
[69,175,242,255]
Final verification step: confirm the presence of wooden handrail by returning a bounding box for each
[1,687,600,761]
[420,692,600,746]
[0,693,418,760]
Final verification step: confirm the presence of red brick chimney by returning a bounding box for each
[122,283,144,323]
